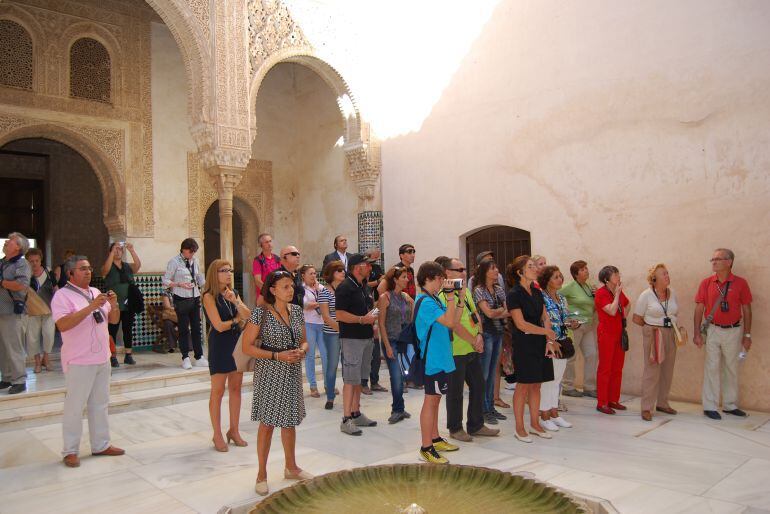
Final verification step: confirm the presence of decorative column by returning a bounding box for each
[344,129,383,258]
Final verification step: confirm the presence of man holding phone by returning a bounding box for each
[52,255,124,468]
[335,253,378,435]
[436,257,499,442]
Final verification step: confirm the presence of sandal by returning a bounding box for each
[494,398,510,409]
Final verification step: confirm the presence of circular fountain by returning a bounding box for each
[250,464,588,513]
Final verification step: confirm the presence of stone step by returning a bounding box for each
[0,373,254,432]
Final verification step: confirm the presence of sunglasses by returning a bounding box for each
[218,268,234,273]
[449,267,466,273]
[403,249,416,254]
[283,251,300,257]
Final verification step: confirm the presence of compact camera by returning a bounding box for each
[663,317,672,328]
[92,310,105,323]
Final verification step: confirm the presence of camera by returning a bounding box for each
[663,317,672,328]
[13,299,25,315]
[449,278,463,291]
[720,300,729,312]
[118,241,126,247]
[92,310,105,323]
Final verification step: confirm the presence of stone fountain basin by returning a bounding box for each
[250,464,589,513]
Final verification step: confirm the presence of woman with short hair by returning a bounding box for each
[595,265,630,415]
[242,270,312,496]
[632,264,679,421]
[378,266,415,424]
[507,255,557,443]
[24,248,56,373]
[318,260,346,409]
[538,265,578,430]
[202,259,251,451]
[301,264,326,398]
[560,260,598,398]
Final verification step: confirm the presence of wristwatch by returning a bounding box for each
[744,334,751,338]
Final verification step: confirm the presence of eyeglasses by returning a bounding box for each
[283,252,300,257]
[77,266,93,272]
[449,268,466,273]
[218,268,234,273]
[403,249,415,254]
[710,258,730,262]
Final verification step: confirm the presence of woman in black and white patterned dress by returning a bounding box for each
[241,270,313,496]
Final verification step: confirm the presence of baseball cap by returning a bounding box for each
[347,253,374,270]
[475,250,495,265]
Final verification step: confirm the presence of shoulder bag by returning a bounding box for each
[232,305,262,373]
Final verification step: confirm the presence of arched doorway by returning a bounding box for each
[204,200,245,296]
[0,138,108,268]
[464,225,532,272]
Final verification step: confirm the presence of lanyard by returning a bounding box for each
[65,282,95,302]
[715,281,731,299]
[652,288,669,316]
[580,283,594,298]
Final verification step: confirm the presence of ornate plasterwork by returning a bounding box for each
[0,112,126,235]
[247,0,309,77]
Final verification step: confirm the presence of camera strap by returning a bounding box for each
[652,287,670,317]
[65,282,95,303]
[705,281,730,325]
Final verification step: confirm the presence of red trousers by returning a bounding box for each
[596,330,625,406]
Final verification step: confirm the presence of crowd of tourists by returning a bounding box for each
[0,231,754,495]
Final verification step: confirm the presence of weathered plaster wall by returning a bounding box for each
[142,21,197,271]
[380,0,770,410]
[252,62,355,269]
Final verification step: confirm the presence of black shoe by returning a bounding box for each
[110,356,120,368]
[8,384,26,395]
[483,413,498,425]
[493,409,508,420]
[124,354,136,365]
[168,348,175,353]
[723,408,747,417]
[0,381,11,390]
[704,410,722,420]
[324,401,334,410]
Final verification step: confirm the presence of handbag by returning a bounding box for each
[230,305,259,373]
[672,324,688,347]
[556,336,575,359]
[25,287,51,316]
[619,300,629,352]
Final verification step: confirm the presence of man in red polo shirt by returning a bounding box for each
[693,248,752,420]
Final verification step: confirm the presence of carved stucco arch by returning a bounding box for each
[0,4,46,92]
[0,124,125,236]
[249,49,362,145]
[60,22,123,104]
[142,0,213,124]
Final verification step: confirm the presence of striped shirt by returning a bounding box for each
[318,286,338,334]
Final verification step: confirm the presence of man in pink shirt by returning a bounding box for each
[252,233,281,300]
[51,255,125,468]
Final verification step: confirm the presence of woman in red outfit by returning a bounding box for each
[594,265,630,414]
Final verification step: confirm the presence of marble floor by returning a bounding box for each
[1,374,769,514]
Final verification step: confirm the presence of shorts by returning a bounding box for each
[424,371,450,396]
[340,337,374,385]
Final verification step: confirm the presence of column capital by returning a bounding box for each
[344,136,381,211]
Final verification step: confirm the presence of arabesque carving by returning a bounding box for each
[247,0,310,77]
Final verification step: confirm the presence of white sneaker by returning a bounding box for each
[182,357,192,370]
[504,382,516,390]
[552,416,572,428]
[194,356,209,367]
[541,419,560,432]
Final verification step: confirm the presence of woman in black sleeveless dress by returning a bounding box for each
[202,259,252,453]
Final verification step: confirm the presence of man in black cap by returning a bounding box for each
[335,253,378,435]
[378,244,416,298]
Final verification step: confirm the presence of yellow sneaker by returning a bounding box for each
[433,438,459,452]
[419,446,449,464]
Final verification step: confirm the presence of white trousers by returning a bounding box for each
[541,358,567,411]
[25,314,56,355]
[62,362,112,456]
[702,325,742,411]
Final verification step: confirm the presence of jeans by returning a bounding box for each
[361,336,382,386]
[446,352,485,433]
[481,331,503,413]
[322,332,341,401]
[304,323,326,389]
[174,295,203,360]
[382,342,405,413]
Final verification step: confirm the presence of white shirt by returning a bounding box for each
[634,288,679,327]
[337,251,348,268]
[303,284,325,325]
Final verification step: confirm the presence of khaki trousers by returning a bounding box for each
[25,314,56,355]
[562,320,598,392]
[702,325,742,412]
[0,314,27,385]
[641,325,677,411]
[62,362,112,456]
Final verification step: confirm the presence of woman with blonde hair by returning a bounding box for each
[202,259,252,451]
[632,264,679,421]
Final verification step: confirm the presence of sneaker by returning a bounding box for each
[8,384,26,395]
[433,438,459,452]
[419,446,448,464]
[182,357,193,370]
[324,401,334,410]
[583,390,598,399]
[0,381,11,390]
[388,411,408,424]
[552,416,572,428]
[361,386,373,395]
[110,356,120,368]
[470,425,500,437]
[562,388,583,398]
[352,412,377,427]
[194,356,209,367]
[123,354,136,365]
[492,409,507,420]
[340,418,362,436]
[403,411,412,418]
[541,419,559,432]
[450,430,473,442]
[504,382,516,390]
[483,413,499,425]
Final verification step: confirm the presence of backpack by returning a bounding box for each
[394,296,436,387]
